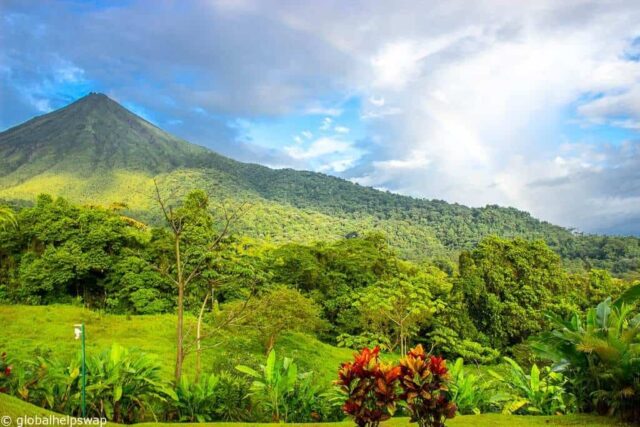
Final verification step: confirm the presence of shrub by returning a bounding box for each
[236,349,331,422]
[427,326,499,364]
[336,332,391,352]
[0,352,11,393]
[335,346,401,427]
[231,286,326,353]
[169,371,250,422]
[447,358,494,415]
[1,345,175,423]
[6,355,70,411]
[532,292,640,422]
[77,344,176,423]
[488,357,575,415]
[398,345,456,427]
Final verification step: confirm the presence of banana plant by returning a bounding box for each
[488,357,575,415]
[172,374,220,422]
[236,349,306,422]
[448,358,493,415]
[77,344,176,423]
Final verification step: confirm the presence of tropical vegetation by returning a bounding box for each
[0,94,639,426]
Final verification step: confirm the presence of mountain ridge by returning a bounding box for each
[1,93,638,273]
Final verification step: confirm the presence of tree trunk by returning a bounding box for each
[195,292,210,382]
[266,334,276,355]
[174,237,184,383]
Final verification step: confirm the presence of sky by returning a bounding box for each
[1,0,640,235]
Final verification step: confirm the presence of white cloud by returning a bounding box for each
[369,96,385,107]
[285,136,351,160]
[578,86,640,124]
[305,106,343,116]
[318,157,357,173]
[320,117,333,131]
[371,41,424,90]
[301,130,313,139]
[334,125,350,134]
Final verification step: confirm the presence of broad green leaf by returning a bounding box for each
[614,284,640,308]
[235,365,261,378]
[265,349,276,383]
[530,364,540,392]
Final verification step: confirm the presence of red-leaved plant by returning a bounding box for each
[0,352,12,393]
[335,346,402,427]
[398,345,456,427]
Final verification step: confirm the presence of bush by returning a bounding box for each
[1,345,175,423]
[336,332,391,352]
[0,352,11,393]
[427,326,499,364]
[335,346,401,427]
[532,291,640,422]
[78,344,175,423]
[398,345,456,427]
[6,355,66,411]
[169,371,250,422]
[447,358,494,415]
[488,357,575,415]
[236,349,334,422]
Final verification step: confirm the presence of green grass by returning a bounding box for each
[0,394,627,427]
[0,304,353,385]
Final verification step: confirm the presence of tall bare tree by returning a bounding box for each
[152,181,246,382]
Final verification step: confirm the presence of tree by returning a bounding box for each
[232,285,324,353]
[458,236,571,349]
[356,269,449,355]
[13,195,140,305]
[152,182,246,382]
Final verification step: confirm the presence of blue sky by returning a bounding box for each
[1,0,640,234]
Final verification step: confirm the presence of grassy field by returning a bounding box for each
[0,304,354,384]
[0,394,627,427]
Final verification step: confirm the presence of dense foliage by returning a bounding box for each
[458,237,571,350]
[1,191,639,425]
[236,349,337,422]
[1,195,637,368]
[488,357,575,415]
[532,292,640,422]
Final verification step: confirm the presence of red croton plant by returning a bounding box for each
[399,344,457,427]
[336,345,456,427]
[335,346,402,427]
[0,352,12,394]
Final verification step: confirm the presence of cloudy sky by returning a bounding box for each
[2,0,640,235]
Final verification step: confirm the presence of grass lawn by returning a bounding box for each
[0,304,354,385]
[0,394,627,427]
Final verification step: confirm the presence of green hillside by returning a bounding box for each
[0,304,352,386]
[1,93,639,271]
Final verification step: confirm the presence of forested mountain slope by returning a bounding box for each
[1,93,638,273]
